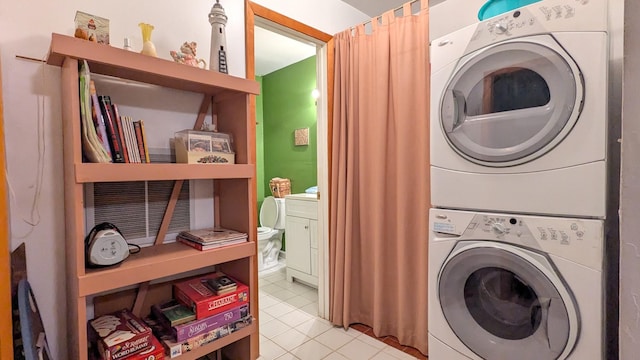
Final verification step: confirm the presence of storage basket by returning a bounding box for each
[269,178,291,198]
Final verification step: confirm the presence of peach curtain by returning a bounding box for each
[329,0,430,355]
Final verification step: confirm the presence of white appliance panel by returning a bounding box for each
[428,208,604,360]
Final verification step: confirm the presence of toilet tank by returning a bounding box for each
[273,198,286,229]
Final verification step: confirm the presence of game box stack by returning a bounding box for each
[145,272,252,358]
[88,309,164,360]
[173,272,249,319]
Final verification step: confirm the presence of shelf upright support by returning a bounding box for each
[61,55,91,360]
[131,95,214,316]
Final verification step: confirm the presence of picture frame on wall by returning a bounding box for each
[294,128,309,146]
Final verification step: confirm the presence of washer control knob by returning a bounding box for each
[495,23,509,34]
[492,222,506,234]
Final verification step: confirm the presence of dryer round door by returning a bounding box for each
[438,241,579,360]
[440,34,584,167]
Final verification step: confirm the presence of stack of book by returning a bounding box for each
[176,227,248,251]
[79,61,151,164]
[146,273,252,358]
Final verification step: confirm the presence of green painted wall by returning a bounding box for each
[256,56,317,252]
[262,56,318,196]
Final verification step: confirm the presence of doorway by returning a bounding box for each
[245,1,332,319]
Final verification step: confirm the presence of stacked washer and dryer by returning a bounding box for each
[428,0,609,359]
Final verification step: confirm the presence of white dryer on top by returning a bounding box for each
[430,0,609,218]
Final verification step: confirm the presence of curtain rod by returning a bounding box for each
[357,0,420,28]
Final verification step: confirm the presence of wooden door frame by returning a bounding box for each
[245,0,334,320]
[0,55,14,359]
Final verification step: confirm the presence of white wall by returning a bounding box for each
[0,1,367,358]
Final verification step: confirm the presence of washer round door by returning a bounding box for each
[440,34,584,167]
[438,241,579,360]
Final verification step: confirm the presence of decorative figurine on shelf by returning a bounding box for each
[138,23,157,57]
[170,42,207,68]
[208,0,228,74]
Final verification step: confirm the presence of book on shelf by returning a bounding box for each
[122,116,141,163]
[151,299,196,327]
[177,228,248,244]
[93,95,150,163]
[174,273,249,320]
[176,236,247,251]
[110,102,130,163]
[138,120,151,163]
[98,95,125,163]
[88,80,112,159]
[133,120,149,163]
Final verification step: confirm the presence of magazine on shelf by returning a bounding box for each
[79,61,111,163]
[177,228,247,244]
[176,236,247,251]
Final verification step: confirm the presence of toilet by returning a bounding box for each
[257,196,285,272]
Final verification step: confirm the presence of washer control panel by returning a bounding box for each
[471,214,589,246]
[429,209,604,270]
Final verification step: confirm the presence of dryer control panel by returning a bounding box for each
[429,209,604,271]
[462,0,606,55]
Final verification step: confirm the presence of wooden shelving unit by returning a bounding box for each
[47,33,260,360]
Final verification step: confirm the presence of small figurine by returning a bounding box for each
[170,42,207,69]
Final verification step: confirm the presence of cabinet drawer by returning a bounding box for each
[286,199,317,219]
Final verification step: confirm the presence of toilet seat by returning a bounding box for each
[258,226,278,241]
[260,196,279,229]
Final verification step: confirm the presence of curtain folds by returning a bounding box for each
[329,0,430,355]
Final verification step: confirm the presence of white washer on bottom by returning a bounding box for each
[428,208,604,360]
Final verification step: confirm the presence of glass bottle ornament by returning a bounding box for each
[138,23,157,57]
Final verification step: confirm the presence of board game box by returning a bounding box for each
[172,303,248,342]
[88,309,153,360]
[90,336,164,360]
[173,273,249,319]
[146,315,253,358]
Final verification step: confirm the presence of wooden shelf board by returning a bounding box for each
[75,163,254,183]
[78,242,256,297]
[46,33,260,96]
[176,323,256,360]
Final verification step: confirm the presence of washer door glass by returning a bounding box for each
[441,35,583,166]
[439,245,574,360]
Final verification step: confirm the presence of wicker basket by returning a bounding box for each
[269,178,291,198]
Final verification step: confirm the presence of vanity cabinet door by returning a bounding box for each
[286,216,311,274]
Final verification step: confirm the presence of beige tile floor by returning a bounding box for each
[257,262,419,360]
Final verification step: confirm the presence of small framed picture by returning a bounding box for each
[295,128,309,146]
